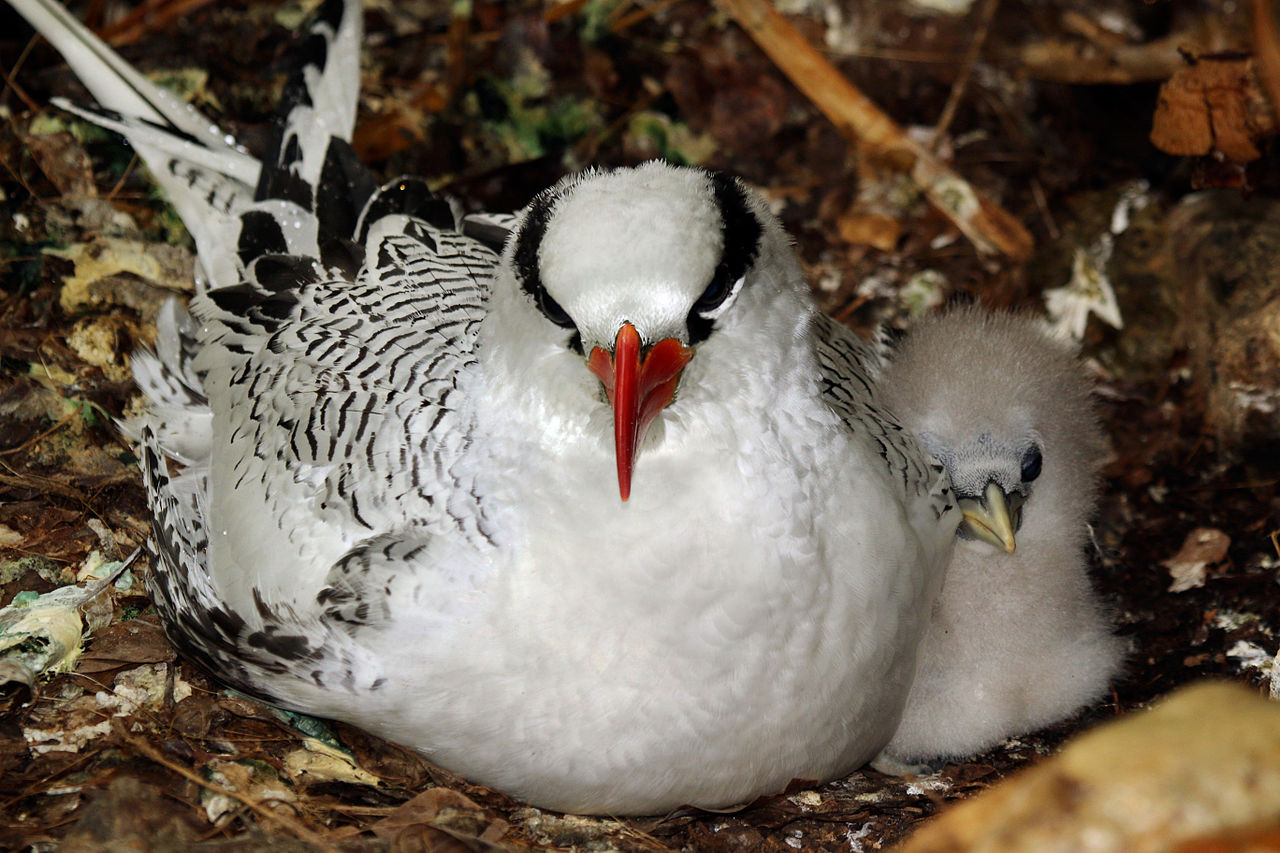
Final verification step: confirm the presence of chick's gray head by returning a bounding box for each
[878,306,1106,554]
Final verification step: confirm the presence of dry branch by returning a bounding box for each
[716,0,1034,261]
[1015,16,1241,85]
[97,0,217,46]
[929,0,1000,150]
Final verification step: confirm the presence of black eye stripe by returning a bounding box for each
[512,190,554,302]
[512,186,579,334]
[538,289,576,330]
[688,171,763,344]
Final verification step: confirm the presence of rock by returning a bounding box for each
[897,682,1280,853]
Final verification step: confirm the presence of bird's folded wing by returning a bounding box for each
[141,425,385,702]
[812,314,953,520]
[197,206,497,544]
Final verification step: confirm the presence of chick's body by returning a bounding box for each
[877,308,1123,761]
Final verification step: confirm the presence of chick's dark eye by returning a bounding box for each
[1021,446,1043,483]
[537,287,576,330]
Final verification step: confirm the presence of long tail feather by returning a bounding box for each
[8,0,241,150]
[11,0,370,289]
[18,0,400,712]
[50,97,260,185]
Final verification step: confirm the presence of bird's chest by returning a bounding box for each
[404,390,936,811]
[465,413,890,690]
[514,450,828,644]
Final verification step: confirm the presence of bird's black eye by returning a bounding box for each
[693,273,738,315]
[537,287,576,330]
[1021,446,1043,483]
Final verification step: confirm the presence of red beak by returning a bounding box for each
[587,323,694,501]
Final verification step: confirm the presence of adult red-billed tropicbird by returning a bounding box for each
[10,0,959,813]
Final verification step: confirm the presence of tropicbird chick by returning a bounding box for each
[876,307,1123,762]
[12,0,961,814]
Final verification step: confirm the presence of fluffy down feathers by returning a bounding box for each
[877,306,1123,761]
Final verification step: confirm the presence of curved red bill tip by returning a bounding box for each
[587,323,693,501]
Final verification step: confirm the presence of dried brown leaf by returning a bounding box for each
[57,777,202,853]
[1151,57,1277,162]
[76,615,175,674]
[370,787,516,852]
[1164,527,1232,593]
[837,211,902,252]
[22,131,96,197]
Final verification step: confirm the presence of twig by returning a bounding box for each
[1029,178,1059,240]
[929,0,1000,152]
[84,0,105,30]
[611,0,687,34]
[839,46,964,64]
[716,0,908,157]
[0,36,41,114]
[98,0,218,47]
[0,469,90,502]
[83,545,140,595]
[0,409,80,457]
[715,0,1033,261]
[316,803,401,816]
[0,747,108,808]
[544,0,591,24]
[1016,20,1228,85]
[833,294,870,324]
[114,719,343,852]
[0,147,42,203]
[194,803,252,842]
[107,152,140,201]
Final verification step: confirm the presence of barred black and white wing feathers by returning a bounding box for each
[140,425,382,701]
[126,301,209,466]
[813,315,953,521]
[146,206,496,704]
[194,205,496,583]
